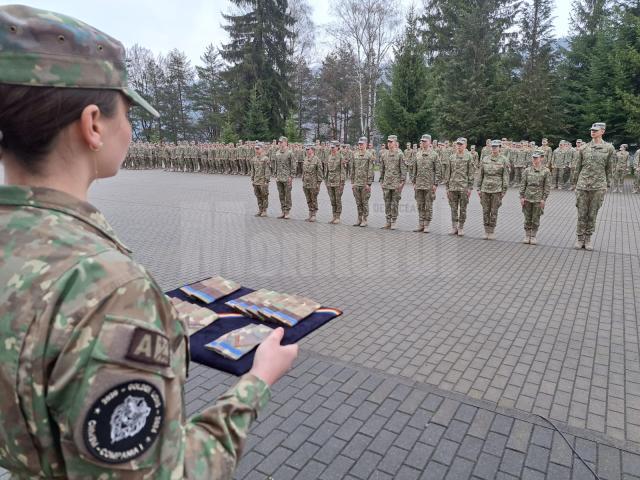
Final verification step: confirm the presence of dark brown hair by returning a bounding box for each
[0,85,120,173]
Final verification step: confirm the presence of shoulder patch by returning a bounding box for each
[83,380,164,464]
[126,327,170,367]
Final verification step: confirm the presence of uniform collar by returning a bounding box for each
[0,185,132,254]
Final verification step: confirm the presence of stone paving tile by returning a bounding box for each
[3,171,640,479]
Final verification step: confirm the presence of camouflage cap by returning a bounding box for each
[491,140,502,147]
[304,143,314,150]
[278,136,288,142]
[455,137,467,144]
[254,141,264,148]
[576,139,584,143]
[420,134,431,142]
[0,5,159,117]
[387,135,398,142]
[532,149,544,157]
[590,122,606,131]
[357,137,367,144]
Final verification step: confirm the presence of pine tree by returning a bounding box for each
[191,44,225,141]
[509,0,562,140]
[284,115,303,142]
[164,49,194,142]
[376,7,432,146]
[221,0,294,138]
[419,0,518,145]
[220,119,240,144]
[245,83,271,141]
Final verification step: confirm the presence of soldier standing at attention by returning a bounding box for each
[541,138,553,170]
[551,140,565,189]
[520,150,551,245]
[613,144,629,193]
[478,139,509,239]
[251,142,272,217]
[301,144,323,222]
[410,134,440,233]
[273,136,295,219]
[324,141,348,224]
[445,138,474,236]
[0,5,298,479]
[350,137,375,227]
[573,122,614,250]
[569,139,584,189]
[379,135,406,230]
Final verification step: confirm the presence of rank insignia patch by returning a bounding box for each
[126,327,171,366]
[83,380,164,464]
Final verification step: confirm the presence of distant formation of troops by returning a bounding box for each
[125,123,635,250]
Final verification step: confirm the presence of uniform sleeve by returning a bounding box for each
[543,169,551,201]
[379,153,386,184]
[317,162,324,185]
[519,169,527,198]
[368,154,375,185]
[605,147,613,188]
[289,152,296,177]
[399,152,407,183]
[46,262,270,480]
[467,155,475,190]
[572,149,583,185]
[502,159,509,193]
[409,157,416,184]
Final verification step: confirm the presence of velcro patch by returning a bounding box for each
[83,380,164,464]
[126,328,170,367]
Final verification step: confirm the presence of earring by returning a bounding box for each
[91,142,103,152]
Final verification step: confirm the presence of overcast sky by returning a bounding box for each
[5,0,574,66]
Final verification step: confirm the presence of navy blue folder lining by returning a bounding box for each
[166,286,342,376]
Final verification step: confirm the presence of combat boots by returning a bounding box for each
[260,210,267,217]
[381,221,391,229]
[413,222,425,232]
[449,223,458,235]
[457,224,464,236]
[584,236,593,251]
[423,222,430,233]
[353,216,362,227]
[390,222,397,230]
[574,236,584,249]
[523,230,531,244]
[334,216,341,225]
[359,217,368,227]
[277,212,286,219]
[255,211,262,217]
[309,214,316,222]
[305,213,312,222]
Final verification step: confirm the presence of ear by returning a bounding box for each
[78,104,104,151]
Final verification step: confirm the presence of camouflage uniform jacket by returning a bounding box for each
[302,157,323,189]
[251,155,272,186]
[273,149,295,182]
[379,150,406,189]
[479,154,509,194]
[519,166,551,203]
[350,150,375,187]
[410,149,440,190]
[324,153,347,187]
[445,150,474,192]
[615,151,629,172]
[0,186,270,479]
[573,141,614,190]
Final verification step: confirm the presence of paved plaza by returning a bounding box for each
[2,169,640,479]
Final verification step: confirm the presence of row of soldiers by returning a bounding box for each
[250,123,618,250]
[124,139,640,194]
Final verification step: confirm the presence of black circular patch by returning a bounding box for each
[83,380,164,464]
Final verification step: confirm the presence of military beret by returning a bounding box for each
[456,137,467,144]
[532,149,544,157]
[590,122,606,131]
[387,135,398,142]
[358,137,367,144]
[420,134,432,142]
[0,4,159,117]
[491,140,502,147]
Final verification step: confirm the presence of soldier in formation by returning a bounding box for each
[273,136,295,219]
[301,144,323,222]
[350,137,375,227]
[520,150,551,245]
[573,122,614,251]
[250,142,271,217]
[324,141,348,224]
[478,139,509,239]
[445,138,474,236]
[410,134,441,233]
[379,135,406,230]
[612,144,629,193]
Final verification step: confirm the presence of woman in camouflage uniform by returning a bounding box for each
[519,150,551,245]
[478,139,510,239]
[301,144,323,222]
[0,6,297,478]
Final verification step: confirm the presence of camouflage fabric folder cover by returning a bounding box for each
[179,276,241,304]
[204,324,273,360]
[168,296,219,335]
[226,290,321,327]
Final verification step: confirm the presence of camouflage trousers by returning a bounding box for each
[382,188,402,222]
[447,190,469,227]
[303,186,320,213]
[415,189,435,223]
[522,200,544,234]
[297,162,303,177]
[480,192,503,232]
[253,184,269,212]
[276,181,292,213]
[513,167,524,185]
[552,168,564,188]
[352,186,371,219]
[612,170,626,190]
[576,189,605,237]
[327,185,345,216]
